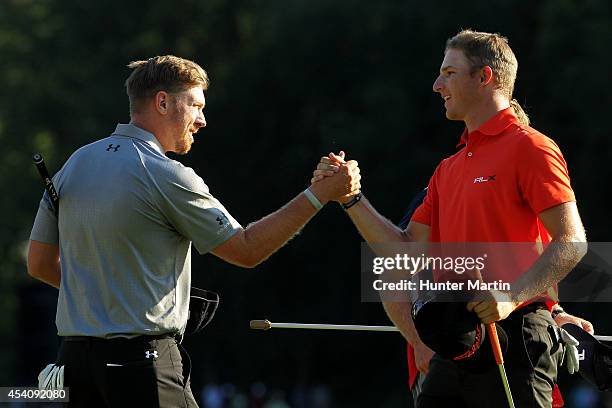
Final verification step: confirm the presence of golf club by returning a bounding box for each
[487,322,515,408]
[250,320,612,341]
[250,320,399,332]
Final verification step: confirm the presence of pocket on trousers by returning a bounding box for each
[521,311,557,372]
[103,358,157,382]
[105,360,154,368]
[103,361,159,407]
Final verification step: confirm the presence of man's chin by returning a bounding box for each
[175,138,194,155]
[445,110,461,121]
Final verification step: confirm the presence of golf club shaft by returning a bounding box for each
[498,363,516,408]
[250,320,400,331]
[594,335,612,342]
[487,323,515,408]
[250,320,612,341]
[271,323,400,331]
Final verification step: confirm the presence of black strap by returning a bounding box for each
[342,192,363,210]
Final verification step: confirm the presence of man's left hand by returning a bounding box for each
[551,311,594,374]
[466,290,519,323]
[554,311,594,335]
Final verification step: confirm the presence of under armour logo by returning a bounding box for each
[145,350,158,359]
[216,216,226,226]
[106,144,120,152]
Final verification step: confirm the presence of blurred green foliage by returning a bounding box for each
[0,0,610,405]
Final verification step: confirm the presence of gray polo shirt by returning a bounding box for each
[30,124,241,338]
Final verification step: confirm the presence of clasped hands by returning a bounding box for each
[309,151,361,205]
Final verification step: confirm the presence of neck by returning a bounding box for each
[130,115,170,152]
[464,95,510,133]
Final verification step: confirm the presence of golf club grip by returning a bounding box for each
[250,320,272,330]
[487,323,504,365]
[32,153,59,214]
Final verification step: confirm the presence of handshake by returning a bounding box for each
[308,151,362,207]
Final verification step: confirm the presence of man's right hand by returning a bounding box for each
[310,151,361,203]
[413,340,435,374]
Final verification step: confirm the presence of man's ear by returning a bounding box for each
[481,66,494,85]
[155,91,169,115]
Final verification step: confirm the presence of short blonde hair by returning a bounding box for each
[125,55,209,114]
[446,29,529,125]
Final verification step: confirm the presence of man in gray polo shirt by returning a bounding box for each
[27,55,361,407]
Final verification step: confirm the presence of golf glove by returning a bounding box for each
[557,327,580,374]
[38,363,64,390]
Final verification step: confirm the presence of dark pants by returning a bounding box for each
[57,335,199,408]
[416,308,562,408]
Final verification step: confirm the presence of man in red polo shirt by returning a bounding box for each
[311,29,587,407]
[396,188,594,407]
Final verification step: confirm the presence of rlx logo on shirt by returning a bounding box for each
[473,175,496,183]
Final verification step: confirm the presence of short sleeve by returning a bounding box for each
[158,165,242,255]
[516,133,575,214]
[411,167,440,226]
[30,192,59,244]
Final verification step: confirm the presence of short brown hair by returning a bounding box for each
[446,29,529,125]
[125,55,209,114]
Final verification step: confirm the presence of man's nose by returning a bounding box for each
[196,114,206,128]
[432,76,443,93]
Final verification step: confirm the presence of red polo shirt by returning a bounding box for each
[407,108,575,400]
[412,108,574,242]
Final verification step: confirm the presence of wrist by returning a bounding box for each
[551,306,566,319]
[412,338,426,349]
[341,191,363,210]
[305,184,329,207]
[413,338,433,353]
[506,291,522,309]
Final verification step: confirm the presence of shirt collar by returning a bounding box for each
[456,107,519,147]
[112,123,165,154]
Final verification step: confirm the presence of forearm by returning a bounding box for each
[382,301,423,345]
[27,240,61,289]
[345,196,408,243]
[32,265,61,289]
[551,304,595,333]
[28,261,62,289]
[241,191,320,266]
[510,237,587,304]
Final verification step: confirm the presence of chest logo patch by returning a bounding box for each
[473,175,496,184]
